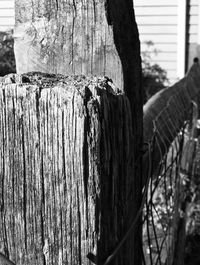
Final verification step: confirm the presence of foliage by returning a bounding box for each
[142,41,169,104]
[0,31,16,76]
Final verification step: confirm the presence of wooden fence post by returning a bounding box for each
[0,73,135,265]
[14,0,123,88]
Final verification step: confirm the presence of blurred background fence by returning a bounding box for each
[142,62,200,265]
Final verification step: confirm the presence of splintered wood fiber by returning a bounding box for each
[0,73,134,265]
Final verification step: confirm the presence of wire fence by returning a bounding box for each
[102,62,200,265]
[142,101,199,265]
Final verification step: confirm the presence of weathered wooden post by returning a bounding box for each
[0,1,143,264]
[14,0,143,148]
[0,71,138,265]
[14,0,123,87]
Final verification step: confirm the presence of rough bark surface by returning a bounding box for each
[0,73,134,265]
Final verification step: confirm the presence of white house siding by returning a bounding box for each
[186,0,200,70]
[134,0,179,84]
[0,0,15,31]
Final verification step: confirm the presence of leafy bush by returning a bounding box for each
[0,31,16,76]
[142,41,169,104]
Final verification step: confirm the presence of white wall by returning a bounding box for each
[187,0,200,70]
[188,0,199,44]
[0,0,15,31]
[134,0,180,84]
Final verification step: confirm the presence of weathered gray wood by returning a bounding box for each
[14,1,143,264]
[0,73,135,265]
[0,252,15,265]
[14,0,123,89]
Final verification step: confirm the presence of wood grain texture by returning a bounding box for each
[0,252,15,265]
[14,1,144,264]
[0,73,134,265]
[14,0,123,89]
